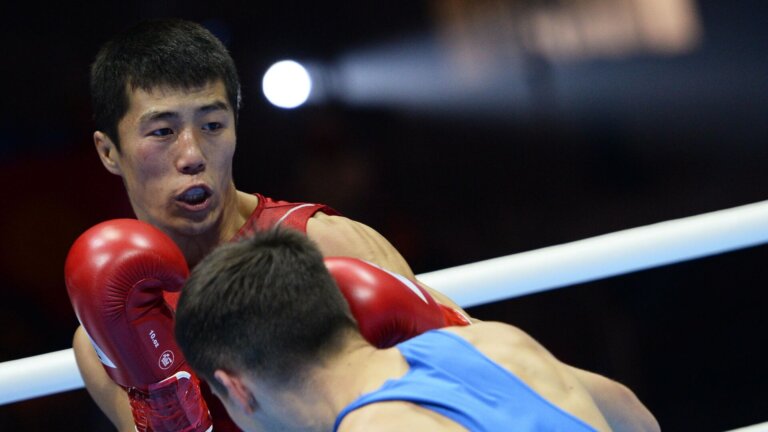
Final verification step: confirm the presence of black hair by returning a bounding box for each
[175,229,357,394]
[90,18,241,149]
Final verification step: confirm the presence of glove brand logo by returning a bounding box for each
[159,350,175,370]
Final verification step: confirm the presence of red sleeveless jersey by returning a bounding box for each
[230,193,338,240]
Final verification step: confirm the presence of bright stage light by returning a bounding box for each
[262,60,312,109]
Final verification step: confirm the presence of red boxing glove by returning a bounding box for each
[324,257,470,348]
[65,219,212,432]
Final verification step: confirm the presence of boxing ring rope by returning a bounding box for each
[2,199,768,431]
[419,199,768,308]
[0,349,83,405]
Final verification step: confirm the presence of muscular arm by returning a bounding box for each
[566,366,660,432]
[73,326,135,432]
[306,212,465,312]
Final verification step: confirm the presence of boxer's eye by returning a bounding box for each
[150,128,174,137]
[202,122,223,132]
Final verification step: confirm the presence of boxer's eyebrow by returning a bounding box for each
[139,101,229,124]
[139,110,178,124]
[197,101,229,114]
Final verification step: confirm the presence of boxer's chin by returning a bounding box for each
[162,204,222,238]
[175,196,212,214]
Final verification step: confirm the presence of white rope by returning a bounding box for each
[2,198,768,432]
[0,349,84,404]
[419,199,768,307]
[725,422,768,432]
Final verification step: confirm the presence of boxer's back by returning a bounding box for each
[445,322,611,431]
[336,323,611,432]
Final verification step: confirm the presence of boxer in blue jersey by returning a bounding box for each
[175,229,660,432]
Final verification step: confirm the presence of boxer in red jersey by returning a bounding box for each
[69,19,465,431]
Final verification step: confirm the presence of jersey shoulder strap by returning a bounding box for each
[230,193,339,241]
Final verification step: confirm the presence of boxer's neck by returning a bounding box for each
[302,336,410,423]
[173,189,258,267]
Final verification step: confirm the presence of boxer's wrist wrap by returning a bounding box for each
[127,371,213,432]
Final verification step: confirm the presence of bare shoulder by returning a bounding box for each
[338,401,467,432]
[443,321,537,350]
[443,323,613,431]
[442,322,564,380]
[306,212,415,277]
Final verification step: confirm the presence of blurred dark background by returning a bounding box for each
[0,0,766,430]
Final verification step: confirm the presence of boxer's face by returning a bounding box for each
[94,80,237,239]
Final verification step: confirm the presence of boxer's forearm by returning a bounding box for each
[73,327,136,431]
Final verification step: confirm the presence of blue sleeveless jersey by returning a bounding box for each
[333,330,597,431]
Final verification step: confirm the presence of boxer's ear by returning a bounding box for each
[94,131,122,176]
[214,369,259,414]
